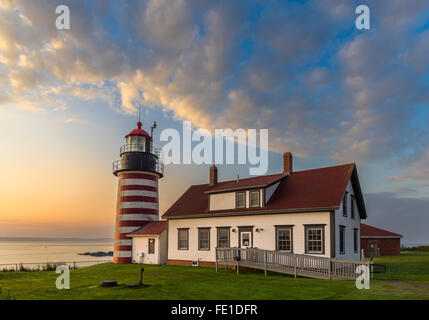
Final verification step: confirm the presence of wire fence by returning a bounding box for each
[0,259,113,272]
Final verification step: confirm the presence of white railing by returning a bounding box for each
[120,144,162,155]
[216,247,369,280]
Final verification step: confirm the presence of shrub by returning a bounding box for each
[19,263,29,272]
[401,245,429,252]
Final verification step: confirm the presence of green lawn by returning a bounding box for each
[1,251,428,300]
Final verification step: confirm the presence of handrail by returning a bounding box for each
[120,144,162,155]
[113,147,164,175]
[216,247,368,280]
[112,158,164,175]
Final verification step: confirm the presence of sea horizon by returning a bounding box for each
[0,238,114,266]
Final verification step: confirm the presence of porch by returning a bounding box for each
[216,247,369,280]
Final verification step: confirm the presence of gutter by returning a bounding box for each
[163,206,339,220]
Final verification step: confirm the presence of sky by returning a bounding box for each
[0,0,429,243]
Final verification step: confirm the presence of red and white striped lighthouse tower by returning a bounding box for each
[112,120,163,263]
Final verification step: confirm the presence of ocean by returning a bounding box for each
[0,238,113,267]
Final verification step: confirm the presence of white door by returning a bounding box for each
[240,231,252,248]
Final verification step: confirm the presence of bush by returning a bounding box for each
[42,262,65,271]
[401,246,429,252]
[19,263,29,272]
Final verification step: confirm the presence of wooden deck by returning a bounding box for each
[215,248,369,280]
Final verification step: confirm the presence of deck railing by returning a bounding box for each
[216,247,369,280]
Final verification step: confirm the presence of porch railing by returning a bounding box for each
[216,247,369,280]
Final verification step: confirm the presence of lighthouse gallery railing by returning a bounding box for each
[112,147,164,175]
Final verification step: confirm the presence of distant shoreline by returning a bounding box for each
[78,251,113,257]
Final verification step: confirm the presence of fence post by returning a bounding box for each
[264,250,267,276]
[294,255,297,278]
[74,261,76,269]
[236,259,239,275]
[215,249,218,273]
[328,259,332,280]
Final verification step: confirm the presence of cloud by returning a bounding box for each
[389,147,429,182]
[364,192,429,243]
[64,117,86,124]
[0,0,14,11]
[0,0,428,180]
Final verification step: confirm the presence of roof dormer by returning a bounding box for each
[205,166,285,212]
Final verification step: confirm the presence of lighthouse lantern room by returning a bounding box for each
[112,120,164,263]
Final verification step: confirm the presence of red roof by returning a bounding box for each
[206,173,284,193]
[360,223,402,238]
[162,163,367,219]
[127,221,167,236]
[125,121,152,140]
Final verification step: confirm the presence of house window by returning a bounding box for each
[354,228,358,253]
[340,226,345,254]
[198,228,210,251]
[148,238,155,254]
[249,190,260,207]
[236,192,246,208]
[351,195,355,219]
[343,191,348,217]
[217,227,230,248]
[178,228,189,250]
[276,227,293,252]
[305,225,325,254]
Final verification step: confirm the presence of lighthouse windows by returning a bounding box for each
[127,136,147,152]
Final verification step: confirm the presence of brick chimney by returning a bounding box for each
[209,165,218,185]
[283,152,293,174]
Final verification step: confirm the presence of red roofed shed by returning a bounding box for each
[360,223,403,257]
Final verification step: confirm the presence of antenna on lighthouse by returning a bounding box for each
[138,107,141,122]
[151,121,157,138]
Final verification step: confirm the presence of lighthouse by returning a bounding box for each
[112,120,164,263]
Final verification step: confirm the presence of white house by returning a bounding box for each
[161,152,367,266]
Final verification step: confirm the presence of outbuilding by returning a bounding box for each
[127,221,168,264]
[360,223,403,257]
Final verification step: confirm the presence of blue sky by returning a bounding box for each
[1,0,429,243]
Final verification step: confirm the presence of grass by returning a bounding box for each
[0,251,428,300]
